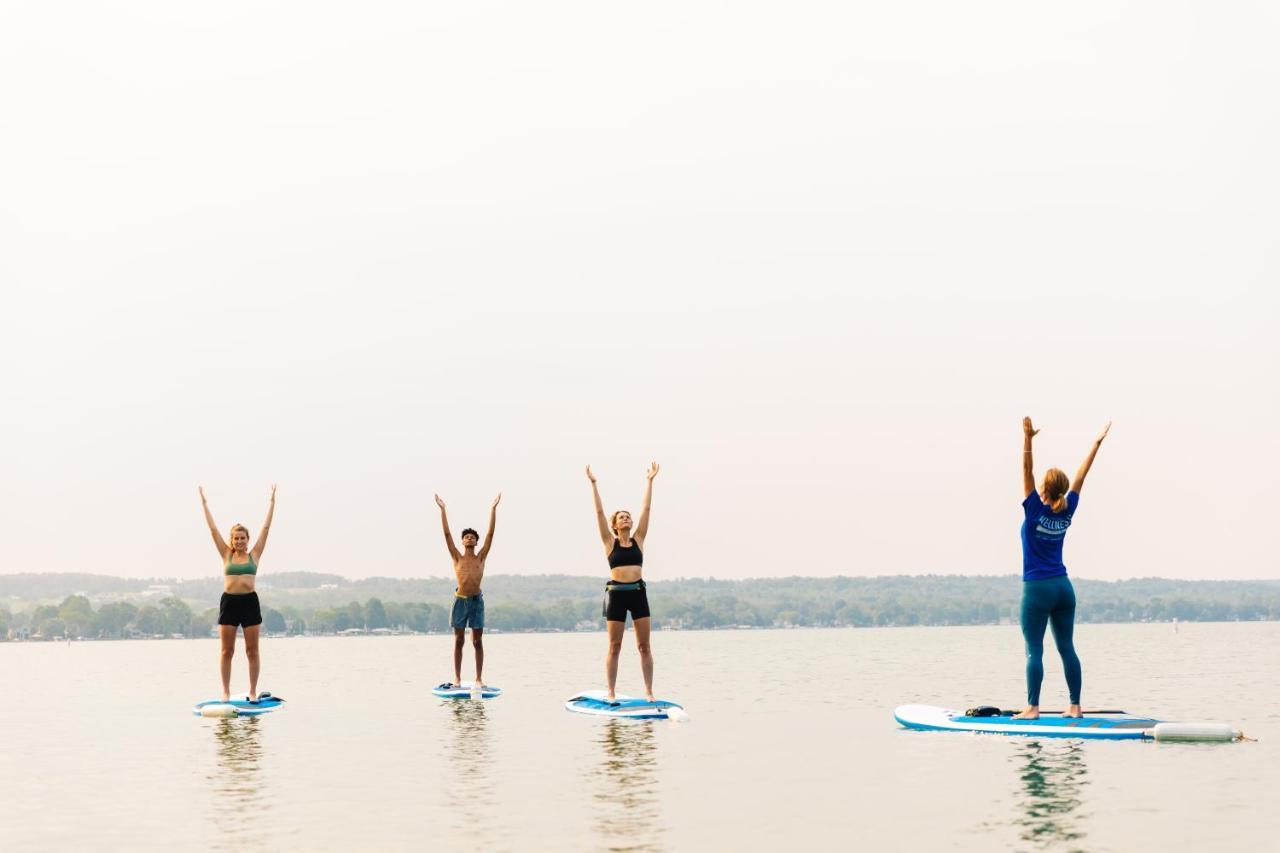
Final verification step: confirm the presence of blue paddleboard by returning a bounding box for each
[566,690,686,720]
[894,704,1159,740]
[433,682,503,699]
[193,693,284,717]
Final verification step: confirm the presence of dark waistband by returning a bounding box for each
[605,580,646,591]
[221,591,259,598]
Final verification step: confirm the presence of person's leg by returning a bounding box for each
[453,629,465,686]
[1048,577,1082,715]
[605,619,625,701]
[472,628,484,685]
[219,624,237,701]
[633,617,654,701]
[243,625,261,700]
[1015,581,1051,719]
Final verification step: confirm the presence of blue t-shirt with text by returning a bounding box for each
[1020,490,1079,581]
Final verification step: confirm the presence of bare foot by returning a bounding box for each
[1012,706,1040,720]
[1063,704,1083,718]
[646,694,657,703]
[605,692,616,702]
[450,681,461,688]
[221,693,230,702]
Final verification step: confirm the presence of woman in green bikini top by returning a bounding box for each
[200,485,276,702]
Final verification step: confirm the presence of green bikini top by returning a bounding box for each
[225,554,258,576]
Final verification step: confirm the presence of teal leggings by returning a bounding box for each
[1020,576,1082,706]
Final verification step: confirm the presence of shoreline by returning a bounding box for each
[6,617,1276,644]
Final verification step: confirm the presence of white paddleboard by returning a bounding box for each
[894,704,1157,740]
[433,682,502,699]
[566,690,687,720]
[193,693,284,717]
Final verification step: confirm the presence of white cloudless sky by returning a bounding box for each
[2,1,1276,581]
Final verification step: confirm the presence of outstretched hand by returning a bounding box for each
[269,484,277,502]
[1022,417,1040,439]
[1095,422,1112,446]
[585,465,597,484]
[434,494,446,509]
[199,486,207,504]
[492,492,502,508]
[646,461,660,481]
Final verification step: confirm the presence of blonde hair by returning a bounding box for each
[1041,469,1070,513]
[610,510,631,536]
[226,524,251,562]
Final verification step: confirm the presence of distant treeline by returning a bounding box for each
[3,573,1279,640]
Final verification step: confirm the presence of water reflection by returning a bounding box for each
[206,717,269,849]
[593,720,663,853]
[1012,740,1089,849]
[444,699,495,835]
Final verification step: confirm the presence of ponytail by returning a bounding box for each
[1042,469,1070,513]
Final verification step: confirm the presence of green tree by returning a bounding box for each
[0,607,10,640]
[134,605,163,635]
[31,604,60,625]
[95,602,138,638]
[310,608,341,632]
[38,617,66,638]
[158,597,195,636]
[262,608,287,634]
[58,595,95,636]
[364,598,389,629]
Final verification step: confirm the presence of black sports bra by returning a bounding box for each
[607,537,643,569]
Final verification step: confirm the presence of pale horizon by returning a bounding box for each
[3,1,1277,583]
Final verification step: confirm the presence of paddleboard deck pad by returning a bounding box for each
[894,704,1159,739]
[193,694,284,717]
[433,682,503,699]
[566,690,685,720]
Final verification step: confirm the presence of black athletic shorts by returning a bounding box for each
[603,581,650,622]
[219,591,263,628]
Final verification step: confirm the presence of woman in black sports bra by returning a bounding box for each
[587,462,659,702]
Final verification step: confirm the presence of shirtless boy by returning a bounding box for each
[435,492,500,687]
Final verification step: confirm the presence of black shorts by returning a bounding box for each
[603,581,650,622]
[219,591,263,628]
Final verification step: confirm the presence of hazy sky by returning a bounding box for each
[2,2,1276,581]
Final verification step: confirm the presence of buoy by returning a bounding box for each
[1151,722,1242,743]
[199,704,240,718]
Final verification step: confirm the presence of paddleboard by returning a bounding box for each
[894,704,1159,740]
[193,693,285,717]
[566,690,686,720]
[432,682,502,699]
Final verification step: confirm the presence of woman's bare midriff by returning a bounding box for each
[610,565,643,583]
[224,576,256,595]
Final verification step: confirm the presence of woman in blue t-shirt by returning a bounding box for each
[1015,417,1110,720]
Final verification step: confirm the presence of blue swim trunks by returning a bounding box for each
[451,593,484,630]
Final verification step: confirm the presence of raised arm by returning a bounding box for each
[199,486,229,560]
[1071,422,1111,494]
[633,461,659,543]
[478,492,501,559]
[586,466,612,548]
[250,485,276,562]
[435,494,461,560]
[1022,418,1039,499]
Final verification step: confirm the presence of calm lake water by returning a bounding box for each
[1,623,1276,851]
